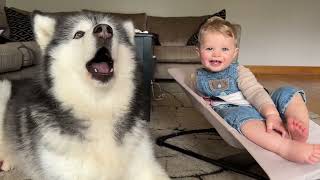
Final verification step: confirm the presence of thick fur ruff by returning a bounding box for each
[0,11,169,180]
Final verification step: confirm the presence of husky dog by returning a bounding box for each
[0,11,169,180]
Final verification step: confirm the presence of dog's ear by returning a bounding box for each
[32,11,56,51]
[122,21,135,44]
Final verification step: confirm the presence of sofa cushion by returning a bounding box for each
[4,7,34,42]
[154,46,199,63]
[186,9,226,46]
[82,10,147,31]
[0,0,9,38]
[147,15,208,46]
[0,65,39,80]
[108,12,147,31]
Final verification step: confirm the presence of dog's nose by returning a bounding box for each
[93,24,113,39]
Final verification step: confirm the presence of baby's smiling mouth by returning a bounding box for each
[209,60,222,65]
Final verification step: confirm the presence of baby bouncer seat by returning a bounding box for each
[156,67,320,180]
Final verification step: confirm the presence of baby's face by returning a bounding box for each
[197,32,238,72]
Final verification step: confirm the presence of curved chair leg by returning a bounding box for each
[156,128,269,180]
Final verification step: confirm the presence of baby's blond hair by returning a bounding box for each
[198,17,238,47]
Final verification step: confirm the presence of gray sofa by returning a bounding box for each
[0,2,235,80]
[0,0,41,79]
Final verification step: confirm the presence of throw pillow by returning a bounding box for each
[4,7,34,42]
[186,9,226,46]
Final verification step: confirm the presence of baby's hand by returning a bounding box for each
[202,97,212,105]
[265,114,288,138]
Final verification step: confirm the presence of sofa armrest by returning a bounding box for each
[154,46,199,63]
[0,41,41,73]
[0,43,23,73]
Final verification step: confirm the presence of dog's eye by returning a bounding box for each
[73,31,85,39]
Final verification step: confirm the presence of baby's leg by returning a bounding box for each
[285,93,309,142]
[241,120,320,164]
[271,87,309,142]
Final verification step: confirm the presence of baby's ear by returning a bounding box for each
[195,47,200,57]
[32,11,56,51]
[233,48,239,59]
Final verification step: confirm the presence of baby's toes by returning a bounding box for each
[314,144,320,153]
[298,122,304,130]
[307,153,320,164]
[287,117,295,128]
[0,159,13,172]
[304,145,320,164]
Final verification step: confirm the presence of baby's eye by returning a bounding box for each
[206,47,213,51]
[222,48,229,51]
[73,31,85,39]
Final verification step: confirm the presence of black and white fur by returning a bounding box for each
[0,11,169,180]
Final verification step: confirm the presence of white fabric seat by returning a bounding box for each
[168,67,320,180]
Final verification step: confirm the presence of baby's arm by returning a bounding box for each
[237,65,288,136]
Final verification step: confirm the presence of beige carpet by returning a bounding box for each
[1,82,320,180]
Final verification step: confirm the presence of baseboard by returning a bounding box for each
[245,66,320,75]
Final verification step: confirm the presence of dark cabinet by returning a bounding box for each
[135,33,154,121]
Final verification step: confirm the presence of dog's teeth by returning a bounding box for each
[110,68,113,72]
[94,68,98,73]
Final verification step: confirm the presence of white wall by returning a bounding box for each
[7,0,320,66]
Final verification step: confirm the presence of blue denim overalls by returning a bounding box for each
[196,63,240,98]
[195,63,306,133]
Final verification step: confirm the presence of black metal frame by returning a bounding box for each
[156,128,269,180]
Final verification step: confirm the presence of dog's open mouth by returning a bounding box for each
[86,47,114,82]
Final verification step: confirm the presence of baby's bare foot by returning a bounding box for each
[287,117,308,142]
[280,141,320,164]
[0,159,13,171]
[0,151,14,172]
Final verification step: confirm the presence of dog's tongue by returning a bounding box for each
[91,62,110,74]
